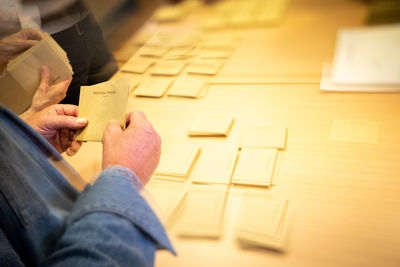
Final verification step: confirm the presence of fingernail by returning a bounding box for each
[76,117,87,124]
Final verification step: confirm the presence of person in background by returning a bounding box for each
[0,102,174,266]
[0,0,119,105]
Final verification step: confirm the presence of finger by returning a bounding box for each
[47,115,88,130]
[20,28,45,40]
[11,39,38,54]
[39,66,50,92]
[103,120,123,142]
[59,128,70,152]
[52,104,79,117]
[127,111,148,129]
[66,141,83,156]
[54,130,62,153]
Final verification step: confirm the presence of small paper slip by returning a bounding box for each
[255,0,289,25]
[192,145,238,185]
[153,5,185,22]
[332,24,400,85]
[202,36,236,49]
[167,78,207,98]
[232,148,278,187]
[134,79,173,98]
[137,46,170,58]
[150,60,187,76]
[121,58,155,74]
[187,60,224,75]
[329,120,379,144]
[175,185,228,238]
[320,62,400,92]
[201,17,226,31]
[235,192,290,252]
[199,49,232,59]
[155,144,201,181]
[76,76,130,142]
[188,114,235,137]
[163,47,193,60]
[147,180,188,225]
[240,125,287,150]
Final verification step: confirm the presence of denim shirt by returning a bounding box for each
[0,104,175,266]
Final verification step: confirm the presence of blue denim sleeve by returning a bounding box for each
[42,166,175,267]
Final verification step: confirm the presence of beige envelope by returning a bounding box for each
[0,33,73,114]
[175,185,228,238]
[76,77,130,142]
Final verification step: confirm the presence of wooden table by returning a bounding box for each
[65,0,400,266]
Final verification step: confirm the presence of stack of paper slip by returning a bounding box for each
[201,17,226,31]
[121,58,155,74]
[163,47,194,60]
[76,76,130,142]
[321,24,400,92]
[201,36,236,49]
[146,180,188,226]
[0,32,73,113]
[167,78,207,98]
[153,5,185,22]
[187,60,224,75]
[235,192,291,252]
[155,144,201,181]
[232,148,278,187]
[134,79,173,98]
[137,46,170,58]
[255,0,290,25]
[175,185,228,238]
[240,125,287,150]
[150,60,187,76]
[188,114,235,136]
[199,49,232,59]
[192,145,238,185]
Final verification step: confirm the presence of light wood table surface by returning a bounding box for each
[65,0,400,266]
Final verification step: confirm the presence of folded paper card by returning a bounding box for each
[167,78,207,98]
[76,76,130,142]
[134,79,173,97]
[192,145,238,185]
[0,32,73,113]
[175,185,228,238]
[147,180,188,226]
[188,114,235,136]
[137,46,170,58]
[150,60,187,76]
[155,143,201,181]
[240,125,287,149]
[232,148,278,187]
[187,60,224,75]
[121,57,155,74]
[235,192,290,252]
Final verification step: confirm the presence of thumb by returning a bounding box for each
[39,66,50,92]
[104,120,123,136]
[47,115,88,130]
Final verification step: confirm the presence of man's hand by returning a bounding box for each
[0,28,44,65]
[102,111,161,185]
[24,104,88,156]
[20,66,71,119]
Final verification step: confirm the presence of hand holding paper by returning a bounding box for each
[76,77,130,142]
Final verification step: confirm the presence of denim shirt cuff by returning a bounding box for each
[68,166,176,255]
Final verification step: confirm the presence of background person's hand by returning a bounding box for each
[32,66,71,110]
[102,111,161,185]
[24,104,88,156]
[0,28,44,65]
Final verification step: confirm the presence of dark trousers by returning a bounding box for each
[52,14,118,105]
